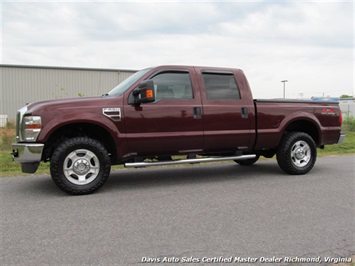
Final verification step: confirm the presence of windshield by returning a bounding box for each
[107,68,151,96]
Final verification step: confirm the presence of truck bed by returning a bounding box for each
[254,99,342,149]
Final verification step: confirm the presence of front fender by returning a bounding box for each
[38,112,123,144]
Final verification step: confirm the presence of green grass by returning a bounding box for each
[0,150,50,176]
[1,127,354,177]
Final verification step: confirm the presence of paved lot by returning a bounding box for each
[1,155,354,265]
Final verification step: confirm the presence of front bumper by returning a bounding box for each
[12,143,44,173]
[337,133,346,144]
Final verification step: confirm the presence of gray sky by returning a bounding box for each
[1,0,354,99]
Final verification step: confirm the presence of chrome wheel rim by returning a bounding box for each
[63,149,100,185]
[290,140,311,167]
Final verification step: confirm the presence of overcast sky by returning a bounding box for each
[1,0,354,99]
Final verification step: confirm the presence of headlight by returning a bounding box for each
[21,116,42,141]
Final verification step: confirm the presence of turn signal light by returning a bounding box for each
[25,123,41,129]
[146,89,154,98]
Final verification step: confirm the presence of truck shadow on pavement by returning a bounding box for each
[20,161,326,196]
[104,161,304,193]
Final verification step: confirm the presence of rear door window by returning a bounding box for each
[202,73,241,100]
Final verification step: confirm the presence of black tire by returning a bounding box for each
[234,155,260,166]
[276,132,316,175]
[50,137,111,195]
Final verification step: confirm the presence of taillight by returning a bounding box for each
[339,110,343,126]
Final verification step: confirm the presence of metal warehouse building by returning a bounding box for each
[0,64,136,123]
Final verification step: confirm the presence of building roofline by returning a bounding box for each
[0,64,137,73]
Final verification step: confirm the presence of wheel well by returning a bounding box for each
[43,123,117,162]
[284,120,319,145]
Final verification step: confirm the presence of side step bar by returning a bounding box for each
[124,154,256,168]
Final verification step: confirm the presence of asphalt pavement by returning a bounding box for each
[1,155,354,266]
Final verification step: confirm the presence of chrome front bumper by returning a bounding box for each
[337,133,346,144]
[12,143,44,173]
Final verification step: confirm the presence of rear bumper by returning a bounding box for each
[337,133,346,144]
[12,143,44,173]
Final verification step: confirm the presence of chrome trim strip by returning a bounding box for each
[16,106,28,141]
[102,107,121,121]
[125,154,256,168]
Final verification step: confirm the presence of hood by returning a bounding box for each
[25,96,121,116]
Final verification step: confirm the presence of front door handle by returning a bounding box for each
[241,107,249,119]
[193,107,202,119]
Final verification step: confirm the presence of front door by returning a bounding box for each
[123,68,203,155]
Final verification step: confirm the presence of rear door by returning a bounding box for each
[123,67,203,155]
[196,68,255,152]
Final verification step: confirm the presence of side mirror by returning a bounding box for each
[131,80,155,105]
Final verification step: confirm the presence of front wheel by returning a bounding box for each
[277,132,316,175]
[50,137,111,195]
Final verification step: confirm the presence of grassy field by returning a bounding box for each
[1,126,354,177]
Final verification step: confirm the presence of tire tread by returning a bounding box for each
[50,137,111,195]
[276,132,316,175]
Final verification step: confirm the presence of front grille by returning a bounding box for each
[16,111,20,141]
[16,106,28,142]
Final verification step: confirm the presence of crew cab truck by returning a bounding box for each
[12,65,345,195]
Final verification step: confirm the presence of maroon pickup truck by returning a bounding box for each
[12,65,345,195]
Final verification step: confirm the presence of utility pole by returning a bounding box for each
[281,80,288,98]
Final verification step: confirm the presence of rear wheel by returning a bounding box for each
[50,137,111,195]
[277,132,316,175]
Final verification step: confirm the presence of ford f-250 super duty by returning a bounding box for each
[12,65,345,195]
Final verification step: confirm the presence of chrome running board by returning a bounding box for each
[124,154,256,168]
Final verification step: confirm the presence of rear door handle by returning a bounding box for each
[241,107,249,119]
[193,107,202,119]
